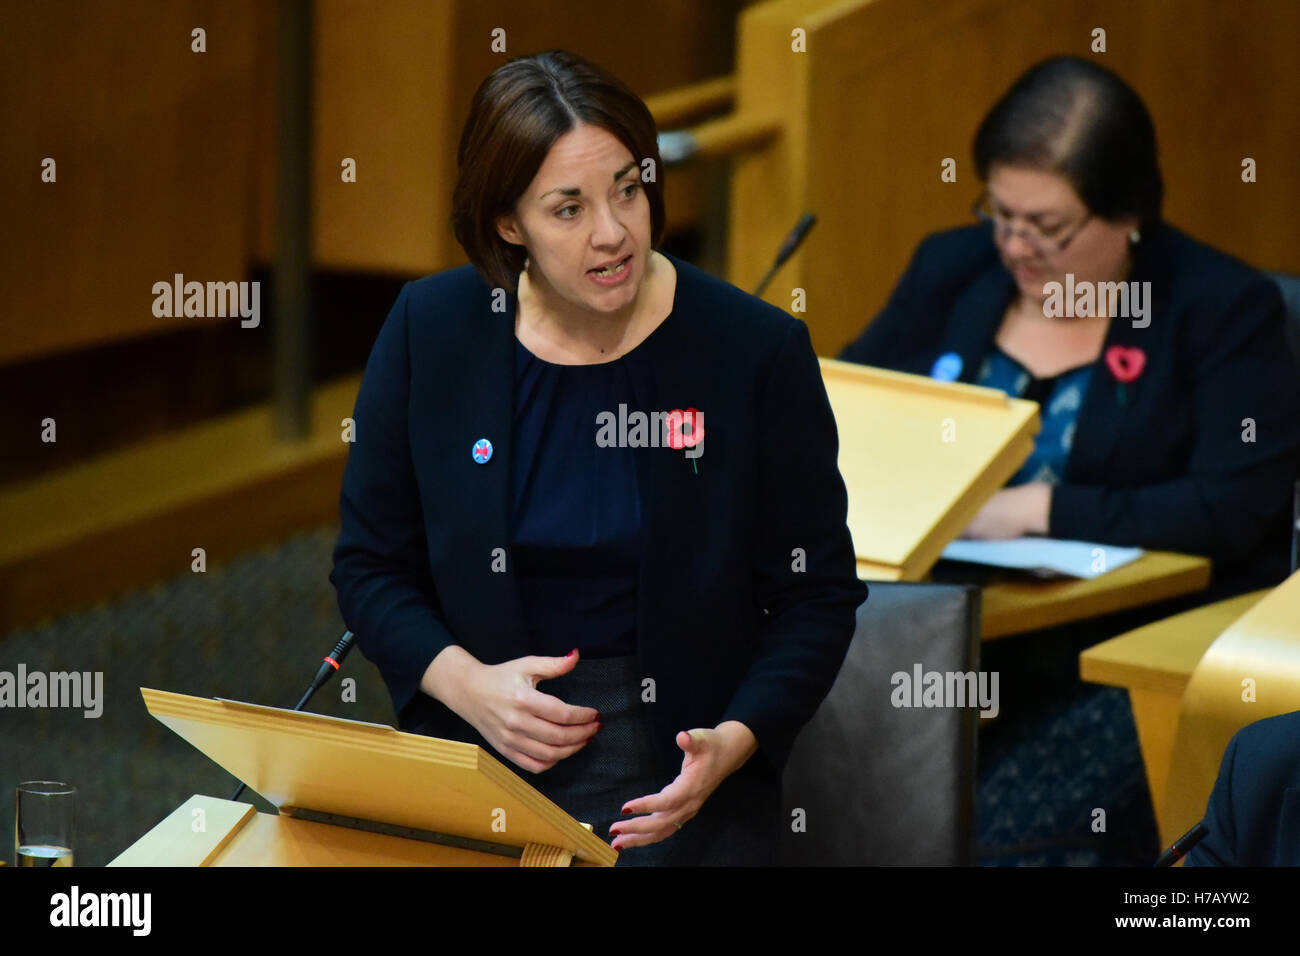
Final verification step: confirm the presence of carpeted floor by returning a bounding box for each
[976,681,1160,865]
[1,523,1160,866]
[0,526,395,867]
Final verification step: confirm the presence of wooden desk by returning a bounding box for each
[979,551,1211,640]
[1078,589,1269,831]
[111,795,524,867]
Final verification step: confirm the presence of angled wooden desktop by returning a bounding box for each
[112,689,617,867]
[820,358,1211,638]
[820,359,1040,582]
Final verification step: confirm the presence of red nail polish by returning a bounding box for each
[594,722,603,732]
[621,808,632,814]
[567,648,578,657]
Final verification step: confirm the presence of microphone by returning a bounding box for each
[229,630,356,802]
[1153,821,1208,866]
[297,630,356,708]
[753,212,817,297]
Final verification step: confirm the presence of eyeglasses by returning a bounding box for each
[972,191,1092,256]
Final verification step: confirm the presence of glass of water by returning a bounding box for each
[15,781,75,867]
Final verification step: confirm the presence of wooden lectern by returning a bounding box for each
[821,358,1212,635]
[819,358,1040,581]
[110,689,617,867]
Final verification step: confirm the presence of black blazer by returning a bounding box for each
[330,252,868,782]
[1185,710,1300,866]
[839,223,1300,598]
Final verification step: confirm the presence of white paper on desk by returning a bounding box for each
[940,537,1144,579]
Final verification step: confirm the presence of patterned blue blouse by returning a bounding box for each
[976,345,1094,486]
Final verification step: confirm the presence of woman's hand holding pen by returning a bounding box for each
[422,646,600,773]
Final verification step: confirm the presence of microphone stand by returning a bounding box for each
[229,630,355,802]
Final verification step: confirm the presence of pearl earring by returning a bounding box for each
[1130,229,1141,244]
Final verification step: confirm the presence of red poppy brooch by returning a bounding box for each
[665,408,705,474]
[1104,346,1146,406]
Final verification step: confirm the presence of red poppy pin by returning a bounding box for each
[665,408,704,474]
[1104,346,1146,406]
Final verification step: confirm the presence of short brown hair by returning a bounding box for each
[451,50,666,292]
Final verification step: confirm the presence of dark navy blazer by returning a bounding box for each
[1185,710,1300,866]
[330,252,868,781]
[840,223,1300,598]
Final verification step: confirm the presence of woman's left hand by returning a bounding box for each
[960,481,1052,540]
[609,721,757,851]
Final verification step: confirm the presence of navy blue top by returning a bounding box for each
[975,345,1094,486]
[509,324,667,658]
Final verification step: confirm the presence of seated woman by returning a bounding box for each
[840,56,1300,600]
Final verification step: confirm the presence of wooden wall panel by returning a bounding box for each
[2,0,262,364]
[249,0,460,275]
[267,0,743,274]
[12,0,1292,365]
[5,1,739,365]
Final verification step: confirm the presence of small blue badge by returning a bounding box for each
[472,438,493,464]
[931,352,963,382]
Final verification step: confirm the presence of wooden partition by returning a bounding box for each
[252,0,742,275]
[2,0,741,366]
[722,0,1300,356]
[1,1,266,364]
[13,0,1291,363]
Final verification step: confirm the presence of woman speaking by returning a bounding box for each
[330,49,867,866]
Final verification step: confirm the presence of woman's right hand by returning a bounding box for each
[421,646,601,773]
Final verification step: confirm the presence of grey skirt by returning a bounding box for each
[525,654,780,867]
